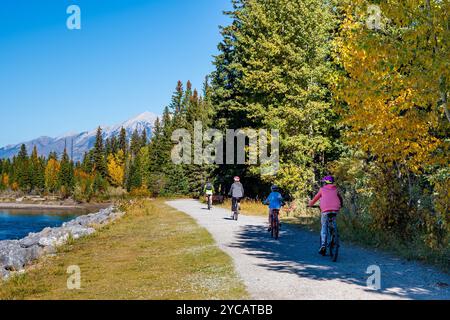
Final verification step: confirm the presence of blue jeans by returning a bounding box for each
[321,212,338,248]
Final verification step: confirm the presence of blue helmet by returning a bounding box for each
[271,185,279,192]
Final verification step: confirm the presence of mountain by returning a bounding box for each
[0,111,159,162]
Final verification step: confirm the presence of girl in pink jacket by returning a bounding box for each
[309,176,343,256]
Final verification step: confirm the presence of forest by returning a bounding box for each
[0,0,448,259]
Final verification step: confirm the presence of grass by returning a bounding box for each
[218,199,269,217]
[0,199,248,300]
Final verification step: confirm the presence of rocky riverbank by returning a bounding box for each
[0,206,124,280]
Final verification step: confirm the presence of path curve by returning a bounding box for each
[167,200,450,300]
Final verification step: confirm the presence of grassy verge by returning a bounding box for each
[0,199,248,300]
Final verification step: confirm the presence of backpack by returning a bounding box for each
[205,183,213,191]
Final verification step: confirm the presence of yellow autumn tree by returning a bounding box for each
[334,0,449,242]
[334,0,449,174]
[1,173,9,189]
[107,150,125,187]
[45,158,60,193]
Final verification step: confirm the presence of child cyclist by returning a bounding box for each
[263,185,285,232]
[309,176,343,256]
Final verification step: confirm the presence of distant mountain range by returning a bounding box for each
[0,112,159,162]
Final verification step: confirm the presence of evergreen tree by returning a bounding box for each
[16,144,31,191]
[119,127,128,154]
[30,146,45,191]
[141,129,148,147]
[130,128,142,158]
[59,148,74,195]
[93,127,107,177]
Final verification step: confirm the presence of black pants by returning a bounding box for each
[232,197,241,212]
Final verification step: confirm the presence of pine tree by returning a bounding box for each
[119,127,128,154]
[59,148,74,196]
[141,129,148,147]
[130,128,141,158]
[93,127,107,177]
[30,146,45,191]
[16,144,31,191]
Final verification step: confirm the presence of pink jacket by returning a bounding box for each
[309,185,342,213]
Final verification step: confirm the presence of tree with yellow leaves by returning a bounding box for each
[107,150,125,187]
[334,0,449,243]
[0,173,9,190]
[45,158,60,193]
[335,0,449,174]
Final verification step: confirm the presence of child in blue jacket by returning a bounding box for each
[263,185,284,232]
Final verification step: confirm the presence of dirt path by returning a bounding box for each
[167,199,450,300]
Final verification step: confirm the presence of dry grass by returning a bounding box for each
[218,199,268,217]
[217,199,301,222]
[0,199,248,300]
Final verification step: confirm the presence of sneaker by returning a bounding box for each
[319,246,326,256]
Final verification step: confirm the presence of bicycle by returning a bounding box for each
[270,209,280,240]
[231,197,240,221]
[322,212,340,262]
[311,206,340,262]
[206,194,213,210]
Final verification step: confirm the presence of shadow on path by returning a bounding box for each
[230,223,450,300]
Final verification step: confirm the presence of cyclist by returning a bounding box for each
[229,176,244,217]
[204,181,215,208]
[263,185,284,232]
[309,175,343,256]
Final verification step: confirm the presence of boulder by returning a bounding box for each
[19,232,42,248]
[0,240,28,271]
[63,225,96,240]
[0,267,10,280]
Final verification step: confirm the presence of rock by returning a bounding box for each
[0,240,28,271]
[24,245,44,262]
[38,228,69,248]
[64,225,96,240]
[19,232,42,248]
[0,205,122,280]
[0,267,10,280]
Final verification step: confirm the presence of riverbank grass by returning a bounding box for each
[0,199,248,300]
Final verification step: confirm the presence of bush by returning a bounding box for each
[105,186,127,199]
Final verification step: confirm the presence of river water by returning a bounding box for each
[0,209,89,241]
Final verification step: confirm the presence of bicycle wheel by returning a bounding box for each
[329,231,339,262]
[329,233,335,258]
[274,218,279,240]
[271,219,275,238]
[332,234,339,262]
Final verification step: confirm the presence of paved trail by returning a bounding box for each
[167,199,450,300]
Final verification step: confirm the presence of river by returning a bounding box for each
[0,209,89,241]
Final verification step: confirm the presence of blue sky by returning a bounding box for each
[0,0,232,146]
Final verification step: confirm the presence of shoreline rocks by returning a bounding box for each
[0,206,124,280]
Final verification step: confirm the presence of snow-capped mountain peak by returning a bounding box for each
[0,111,159,162]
